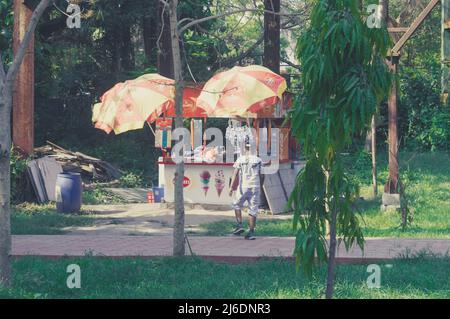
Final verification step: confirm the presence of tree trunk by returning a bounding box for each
[169,0,185,256]
[364,129,372,152]
[0,0,52,286]
[158,0,174,78]
[121,24,134,71]
[143,0,157,66]
[371,116,378,197]
[380,0,389,25]
[325,205,338,299]
[112,27,122,80]
[13,0,35,155]
[263,0,280,74]
[0,82,12,286]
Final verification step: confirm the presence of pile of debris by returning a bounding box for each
[11,142,122,204]
[33,141,122,184]
[33,141,122,188]
[25,141,122,203]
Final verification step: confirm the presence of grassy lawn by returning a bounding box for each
[11,204,94,235]
[0,255,448,299]
[11,187,124,235]
[201,151,450,238]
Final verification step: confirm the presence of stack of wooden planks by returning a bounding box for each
[33,141,122,183]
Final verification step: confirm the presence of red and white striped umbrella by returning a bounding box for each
[196,65,287,118]
[92,74,175,134]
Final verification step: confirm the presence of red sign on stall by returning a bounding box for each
[172,176,191,188]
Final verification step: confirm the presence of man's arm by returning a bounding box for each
[229,168,239,196]
[259,162,265,189]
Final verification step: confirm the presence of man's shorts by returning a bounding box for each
[232,187,260,217]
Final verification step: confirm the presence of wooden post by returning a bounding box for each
[385,59,399,194]
[12,0,35,155]
[380,0,439,208]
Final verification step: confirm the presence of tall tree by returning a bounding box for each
[143,0,158,66]
[12,0,34,155]
[290,0,391,298]
[158,0,174,78]
[373,0,390,197]
[0,0,52,285]
[264,0,281,73]
[168,0,185,256]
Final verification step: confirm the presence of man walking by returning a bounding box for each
[229,141,263,240]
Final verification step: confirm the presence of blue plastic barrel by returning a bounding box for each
[55,173,82,213]
[152,187,164,203]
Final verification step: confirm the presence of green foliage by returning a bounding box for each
[399,54,450,151]
[0,0,13,63]
[119,172,145,188]
[82,187,122,205]
[289,0,392,277]
[10,149,28,204]
[353,150,372,172]
[60,129,160,188]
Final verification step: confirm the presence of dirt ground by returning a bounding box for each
[63,203,291,236]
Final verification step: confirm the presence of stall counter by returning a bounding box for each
[158,159,236,205]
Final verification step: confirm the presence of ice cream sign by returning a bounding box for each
[214,170,225,197]
[199,170,226,197]
[172,176,191,188]
[199,171,211,196]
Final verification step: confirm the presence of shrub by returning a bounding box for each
[119,172,145,188]
[10,149,28,204]
[399,54,450,151]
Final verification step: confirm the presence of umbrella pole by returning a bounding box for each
[255,119,260,155]
[268,119,272,153]
[146,122,156,137]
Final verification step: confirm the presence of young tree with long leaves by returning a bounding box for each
[289,0,392,299]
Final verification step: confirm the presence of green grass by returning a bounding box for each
[0,255,448,299]
[202,219,296,237]
[82,187,123,205]
[12,188,125,234]
[11,204,94,235]
[201,151,450,238]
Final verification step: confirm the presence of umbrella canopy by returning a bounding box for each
[164,85,207,118]
[92,74,175,134]
[196,65,287,118]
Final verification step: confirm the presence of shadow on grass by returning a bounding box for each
[200,219,295,237]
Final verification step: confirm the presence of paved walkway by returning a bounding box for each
[11,235,449,263]
[67,203,290,236]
